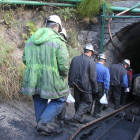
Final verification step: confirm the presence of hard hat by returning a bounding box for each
[123,59,130,67]
[83,44,94,52]
[59,27,67,40]
[46,15,62,32]
[98,54,106,60]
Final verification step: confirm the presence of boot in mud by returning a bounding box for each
[50,122,63,134]
[37,119,55,135]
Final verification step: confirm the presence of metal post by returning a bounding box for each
[100,3,106,54]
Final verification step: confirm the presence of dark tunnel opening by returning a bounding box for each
[104,22,140,100]
[112,22,140,75]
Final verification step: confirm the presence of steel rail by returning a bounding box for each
[75,112,121,140]
[68,101,136,140]
[133,127,140,140]
[96,117,122,140]
[96,105,134,140]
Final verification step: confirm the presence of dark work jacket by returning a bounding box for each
[68,54,98,94]
[110,63,127,87]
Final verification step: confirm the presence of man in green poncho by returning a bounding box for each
[22,15,69,135]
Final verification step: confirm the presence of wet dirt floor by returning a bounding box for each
[0,98,115,140]
[0,98,139,140]
[0,99,78,140]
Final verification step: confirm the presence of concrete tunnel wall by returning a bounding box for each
[78,1,140,74]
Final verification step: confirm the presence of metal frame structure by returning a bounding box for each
[100,3,140,54]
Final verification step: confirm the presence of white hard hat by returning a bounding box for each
[59,27,67,40]
[46,15,62,32]
[83,44,94,52]
[123,59,130,67]
[98,54,106,60]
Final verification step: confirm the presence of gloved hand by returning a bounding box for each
[124,87,130,92]
[104,90,108,95]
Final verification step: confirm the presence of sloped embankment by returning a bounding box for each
[0,4,82,139]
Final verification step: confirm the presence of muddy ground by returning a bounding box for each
[0,96,117,140]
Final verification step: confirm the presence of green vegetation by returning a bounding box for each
[26,21,38,36]
[67,29,79,48]
[0,75,3,84]
[21,21,38,42]
[67,45,81,63]
[3,9,15,27]
[1,4,25,28]
[67,29,82,60]
[77,0,112,19]
[0,37,14,65]
[52,7,77,22]
[21,33,29,41]
[0,37,26,100]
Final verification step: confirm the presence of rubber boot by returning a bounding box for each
[50,122,63,134]
[37,119,55,135]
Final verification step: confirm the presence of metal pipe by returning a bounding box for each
[1,0,140,10]
[57,0,82,2]
[0,0,77,7]
[101,15,140,18]
[111,7,140,13]
[100,3,106,54]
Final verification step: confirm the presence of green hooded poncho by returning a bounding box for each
[22,28,69,99]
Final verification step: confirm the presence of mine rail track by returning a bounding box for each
[68,100,140,140]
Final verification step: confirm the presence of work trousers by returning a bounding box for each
[74,86,92,122]
[121,88,128,105]
[33,94,66,123]
[57,103,66,120]
[109,85,121,110]
[93,83,104,115]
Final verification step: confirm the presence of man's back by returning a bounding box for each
[22,28,69,99]
[68,54,97,93]
[110,63,127,86]
[96,63,110,90]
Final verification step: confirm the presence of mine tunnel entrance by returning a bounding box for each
[108,22,140,75]
[104,22,140,101]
